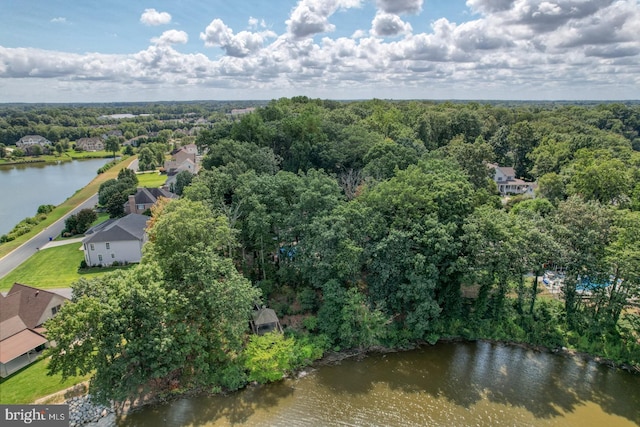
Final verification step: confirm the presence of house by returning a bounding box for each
[16,135,52,149]
[82,214,149,267]
[164,144,198,173]
[0,284,68,377]
[250,307,283,335]
[488,163,536,196]
[75,137,105,152]
[124,187,177,215]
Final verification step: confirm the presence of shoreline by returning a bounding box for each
[0,155,134,259]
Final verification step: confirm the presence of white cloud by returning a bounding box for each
[50,17,67,24]
[151,30,189,46]
[248,16,267,29]
[1,0,640,101]
[371,13,413,37]
[200,19,276,57]
[376,0,423,15]
[140,9,172,26]
[286,0,363,39]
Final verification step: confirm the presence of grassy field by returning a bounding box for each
[0,357,91,404]
[0,243,132,292]
[0,156,135,259]
[136,171,167,188]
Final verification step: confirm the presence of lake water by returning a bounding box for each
[0,159,109,236]
[120,341,639,426]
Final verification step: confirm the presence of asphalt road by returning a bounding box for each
[0,193,99,280]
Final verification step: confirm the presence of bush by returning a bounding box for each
[244,332,296,384]
[79,260,87,269]
[37,204,55,214]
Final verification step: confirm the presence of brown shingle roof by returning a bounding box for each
[2,284,57,329]
[0,329,48,364]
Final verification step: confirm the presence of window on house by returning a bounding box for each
[136,204,146,211]
[51,304,61,316]
[98,254,103,262]
[90,243,94,251]
[106,242,110,249]
[111,253,115,258]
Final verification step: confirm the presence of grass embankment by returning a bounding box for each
[0,358,91,404]
[0,244,133,292]
[0,156,135,259]
[0,150,117,166]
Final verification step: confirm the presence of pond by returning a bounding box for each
[0,158,110,236]
[120,341,639,426]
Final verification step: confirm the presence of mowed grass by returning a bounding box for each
[0,244,132,292]
[136,171,167,188]
[0,357,91,404]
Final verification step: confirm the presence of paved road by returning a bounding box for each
[0,194,99,280]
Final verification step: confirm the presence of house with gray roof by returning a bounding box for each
[16,135,52,149]
[124,187,177,215]
[82,214,149,267]
[0,284,68,377]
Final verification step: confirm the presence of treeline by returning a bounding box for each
[46,98,640,405]
[0,100,264,146]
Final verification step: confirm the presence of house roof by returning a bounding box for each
[133,187,176,205]
[17,135,51,144]
[0,329,48,364]
[252,308,280,326]
[83,213,149,244]
[0,284,61,330]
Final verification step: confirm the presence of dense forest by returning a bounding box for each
[22,98,639,405]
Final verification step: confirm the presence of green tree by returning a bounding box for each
[105,136,120,160]
[243,333,296,383]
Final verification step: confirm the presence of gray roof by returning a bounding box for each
[134,187,176,205]
[252,308,280,326]
[83,214,149,244]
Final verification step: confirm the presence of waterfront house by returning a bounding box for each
[0,284,68,378]
[82,214,149,267]
[75,137,105,152]
[15,135,52,149]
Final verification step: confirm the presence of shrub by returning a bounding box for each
[244,332,296,384]
[79,260,87,269]
[37,204,55,214]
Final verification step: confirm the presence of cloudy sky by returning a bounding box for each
[1,0,639,102]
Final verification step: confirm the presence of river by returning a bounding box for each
[120,341,639,427]
[0,158,110,236]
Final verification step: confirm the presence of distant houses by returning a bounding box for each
[163,144,200,191]
[0,284,68,377]
[82,214,149,267]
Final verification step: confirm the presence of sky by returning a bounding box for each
[0,0,639,102]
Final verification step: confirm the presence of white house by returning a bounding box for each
[488,163,536,196]
[15,135,52,149]
[82,214,149,267]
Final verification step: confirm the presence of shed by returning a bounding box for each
[250,307,283,335]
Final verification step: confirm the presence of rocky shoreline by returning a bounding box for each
[66,395,116,427]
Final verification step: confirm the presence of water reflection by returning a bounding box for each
[120,341,640,426]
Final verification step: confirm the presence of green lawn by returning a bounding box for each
[0,357,91,404]
[0,244,132,292]
[136,171,167,188]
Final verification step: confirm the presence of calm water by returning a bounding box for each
[120,341,639,427]
[0,159,109,236]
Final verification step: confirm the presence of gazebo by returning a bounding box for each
[250,307,283,335]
